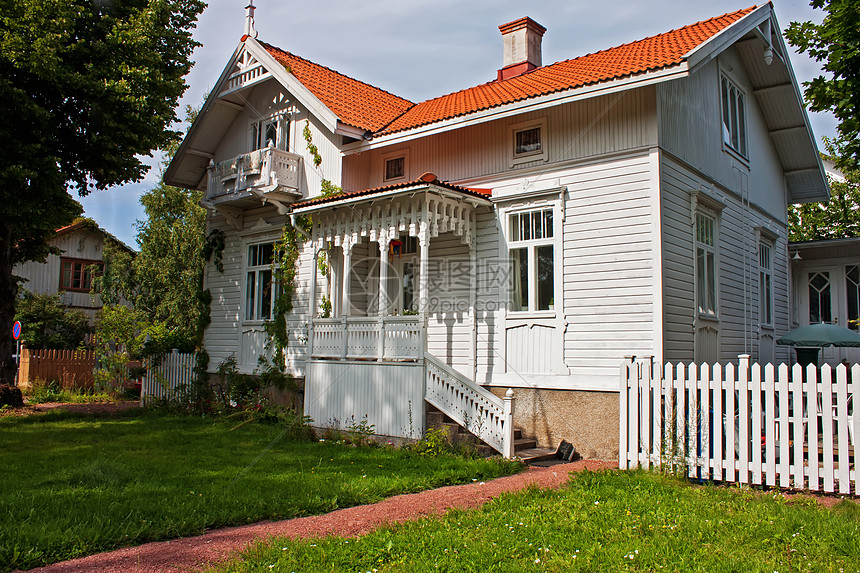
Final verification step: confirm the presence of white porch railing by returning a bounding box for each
[621,357,859,494]
[311,317,424,361]
[206,146,301,202]
[424,353,515,457]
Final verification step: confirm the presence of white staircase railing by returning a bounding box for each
[424,352,515,457]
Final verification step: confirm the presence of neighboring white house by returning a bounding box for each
[165,5,828,459]
[790,237,860,366]
[13,219,134,323]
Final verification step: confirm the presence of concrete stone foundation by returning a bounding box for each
[490,387,619,461]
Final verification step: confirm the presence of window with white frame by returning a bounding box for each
[696,212,718,317]
[508,208,555,312]
[847,264,859,331]
[759,242,773,326]
[720,74,747,158]
[250,114,289,151]
[245,242,277,321]
[384,156,405,181]
[510,118,548,164]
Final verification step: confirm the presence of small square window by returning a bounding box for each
[384,156,405,181]
[515,127,542,156]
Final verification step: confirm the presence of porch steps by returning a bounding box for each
[426,408,556,464]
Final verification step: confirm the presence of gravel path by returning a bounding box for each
[28,460,615,573]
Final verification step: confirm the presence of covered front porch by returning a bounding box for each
[293,174,515,454]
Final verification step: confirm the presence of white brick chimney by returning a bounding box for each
[497,17,546,81]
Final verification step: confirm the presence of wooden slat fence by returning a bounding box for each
[17,347,96,389]
[620,356,859,495]
[141,350,197,404]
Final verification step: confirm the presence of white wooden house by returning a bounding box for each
[165,4,828,459]
[13,219,134,323]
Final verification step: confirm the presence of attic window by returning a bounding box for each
[384,154,407,182]
[510,118,548,165]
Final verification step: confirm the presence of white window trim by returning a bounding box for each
[510,118,548,166]
[248,111,291,152]
[241,236,280,325]
[719,70,748,161]
[503,200,561,317]
[695,209,719,320]
[758,240,774,328]
[382,148,410,183]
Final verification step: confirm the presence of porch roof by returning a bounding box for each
[290,172,492,213]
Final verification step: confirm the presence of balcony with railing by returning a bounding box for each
[310,316,424,362]
[206,145,302,205]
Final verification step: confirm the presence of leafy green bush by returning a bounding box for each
[13,291,91,349]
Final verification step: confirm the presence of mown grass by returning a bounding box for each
[217,470,860,573]
[0,410,522,572]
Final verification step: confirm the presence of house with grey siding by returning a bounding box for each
[165,4,827,459]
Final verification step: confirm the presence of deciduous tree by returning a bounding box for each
[786,0,860,172]
[0,0,205,383]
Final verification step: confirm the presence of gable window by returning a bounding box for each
[696,212,718,317]
[59,258,103,292]
[758,242,773,326]
[720,74,747,158]
[245,242,277,321]
[509,208,555,312]
[250,114,289,151]
[384,156,405,181]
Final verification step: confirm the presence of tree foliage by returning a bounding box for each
[13,291,90,350]
[789,150,860,241]
[786,0,860,172]
[0,0,206,383]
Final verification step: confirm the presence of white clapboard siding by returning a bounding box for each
[621,358,859,494]
[660,155,790,366]
[304,360,425,438]
[562,153,656,380]
[141,350,197,403]
[342,88,657,192]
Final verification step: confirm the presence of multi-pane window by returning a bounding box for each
[245,242,277,321]
[721,74,747,157]
[509,208,555,312]
[759,243,773,326]
[846,265,859,331]
[514,126,542,156]
[250,115,289,151]
[59,258,103,292]
[696,213,717,316]
[808,271,832,324]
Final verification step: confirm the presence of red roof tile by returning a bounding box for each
[380,6,755,134]
[292,172,492,210]
[261,42,414,132]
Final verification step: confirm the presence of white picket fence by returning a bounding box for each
[620,356,859,494]
[140,350,197,404]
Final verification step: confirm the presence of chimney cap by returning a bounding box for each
[498,17,546,37]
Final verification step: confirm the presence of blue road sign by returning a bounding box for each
[12,321,21,340]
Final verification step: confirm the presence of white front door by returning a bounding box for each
[803,269,838,362]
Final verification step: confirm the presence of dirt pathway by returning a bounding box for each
[28,459,615,573]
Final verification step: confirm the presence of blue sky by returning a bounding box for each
[79,0,837,247]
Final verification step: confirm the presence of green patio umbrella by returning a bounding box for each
[776,323,860,348]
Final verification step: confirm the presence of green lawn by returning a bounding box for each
[218,470,860,573]
[0,410,521,572]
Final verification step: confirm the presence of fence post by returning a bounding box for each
[503,388,515,459]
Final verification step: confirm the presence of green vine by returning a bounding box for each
[202,228,226,273]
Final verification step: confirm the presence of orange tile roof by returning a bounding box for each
[258,7,754,138]
[380,6,755,135]
[292,172,492,210]
[261,42,414,133]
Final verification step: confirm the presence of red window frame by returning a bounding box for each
[59,258,104,292]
